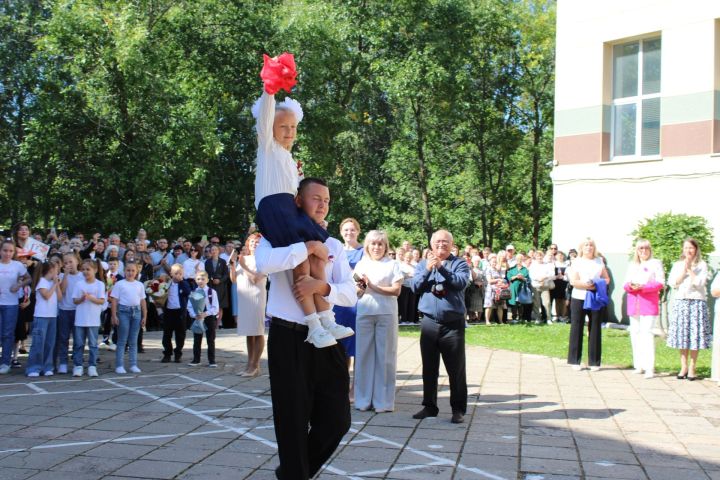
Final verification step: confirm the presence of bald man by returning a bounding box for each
[411,230,470,424]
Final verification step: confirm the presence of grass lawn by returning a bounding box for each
[399,323,713,378]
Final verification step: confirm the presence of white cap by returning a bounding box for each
[506,244,515,251]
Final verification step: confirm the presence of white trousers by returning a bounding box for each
[354,313,398,411]
[629,315,656,373]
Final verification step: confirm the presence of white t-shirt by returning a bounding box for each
[110,279,146,307]
[183,259,204,280]
[0,261,27,306]
[34,277,58,317]
[58,272,83,311]
[354,257,404,316]
[569,257,604,300]
[72,279,106,327]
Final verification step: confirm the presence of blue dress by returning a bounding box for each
[334,246,363,357]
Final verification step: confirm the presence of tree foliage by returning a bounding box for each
[1,0,556,247]
[632,212,715,274]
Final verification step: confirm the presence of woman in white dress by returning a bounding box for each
[229,233,267,377]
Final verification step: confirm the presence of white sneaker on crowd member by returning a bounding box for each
[571,364,583,371]
[27,372,40,378]
[188,361,201,366]
[129,365,141,374]
[209,363,217,368]
[644,371,654,379]
[590,366,600,372]
[44,370,54,376]
[633,368,644,374]
[319,310,354,340]
[115,366,127,374]
[57,364,68,374]
[108,343,117,351]
[88,366,98,377]
[0,364,10,374]
[73,366,84,377]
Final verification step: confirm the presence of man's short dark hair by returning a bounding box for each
[298,177,328,196]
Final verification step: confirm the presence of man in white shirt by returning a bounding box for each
[255,177,356,480]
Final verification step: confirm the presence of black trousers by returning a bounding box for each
[192,316,217,363]
[419,316,467,415]
[567,298,602,367]
[398,286,418,323]
[162,308,186,358]
[268,319,351,480]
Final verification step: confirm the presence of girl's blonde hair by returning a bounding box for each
[363,230,390,259]
[339,217,361,234]
[632,239,653,264]
[62,251,81,264]
[170,263,184,275]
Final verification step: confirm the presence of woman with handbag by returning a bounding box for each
[508,253,532,323]
[483,254,508,325]
[529,251,555,324]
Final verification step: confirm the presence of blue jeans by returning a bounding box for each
[73,326,99,367]
[55,309,76,368]
[116,305,141,369]
[26,316,57,374]
[0,304,19,366]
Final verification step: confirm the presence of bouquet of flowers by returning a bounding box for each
[260,52,297,95]
[188,288,207,335]
[144,276,170,308]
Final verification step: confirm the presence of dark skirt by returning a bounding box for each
[256,193,329,248]
[333,305,356,357]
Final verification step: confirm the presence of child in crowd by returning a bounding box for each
[252,53,352,348]
[187,271,219,367]
[110,262,146,374]
[162,264,191,363]
[100,257,122,350]
[71,259,106,377]
[56,252,82,373]
[26,261,61,377]
[0,241,30,374]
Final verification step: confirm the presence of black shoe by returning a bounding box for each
[451,412,464,424]
[677,373,688,379]
[687,376,698,381]
[174,356,182,363]
[412,407,438,420]
[138,347,146,353]
[18,348,28,355]
[161,356,171,363]
[11,359,21,368]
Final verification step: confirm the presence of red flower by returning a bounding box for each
[260,53,297,95]
[151,281,160,293]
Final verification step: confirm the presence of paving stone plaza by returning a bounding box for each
[0,331,719,480]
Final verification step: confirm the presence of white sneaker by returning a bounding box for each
[0,364,10,374]
[571,364,583,371]
[633,368,644,374]
[115,366,127,374]
[305,327,337,348]
[590,366,600,372]
[27,372,40,378]
[129,365,141,373]
[99,342,109,350]
[644,371,654,379]
[44,370,54,376]
[108,344,117,351]
[57,364,68,374]
[73,366,84,377]
[88,366,98,377]
[324,321,354,340]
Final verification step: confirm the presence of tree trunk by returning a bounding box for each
[412,99,433,244]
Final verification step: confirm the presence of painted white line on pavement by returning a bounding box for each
[26,383,48,394]
[0,429,234,454]
[176,374,273,406]
[197,405,272,414]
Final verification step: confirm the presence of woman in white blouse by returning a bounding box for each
[353,230,403,412]
[567,238,610,371]
[528,251,555,324]
[666,238,710,380]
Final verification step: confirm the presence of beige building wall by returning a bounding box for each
[552,0,720,327]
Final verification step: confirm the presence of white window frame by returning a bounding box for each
[610,37,661,161]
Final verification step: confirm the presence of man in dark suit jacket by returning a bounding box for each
[162,264,192,363]
[205,245,232,328]
[411,229,470,424]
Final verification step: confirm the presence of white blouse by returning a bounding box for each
[668,260,708,301]
[624,258,665,286]
[569,257,605,301]
[254,92,301,208]
[354,257,404,316]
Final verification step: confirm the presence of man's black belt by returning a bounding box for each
[272,317,309,332]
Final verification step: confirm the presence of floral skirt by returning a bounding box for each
[666,299,711,350]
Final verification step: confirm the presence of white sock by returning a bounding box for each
[304,313,322,332]
[318,310,336,328]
